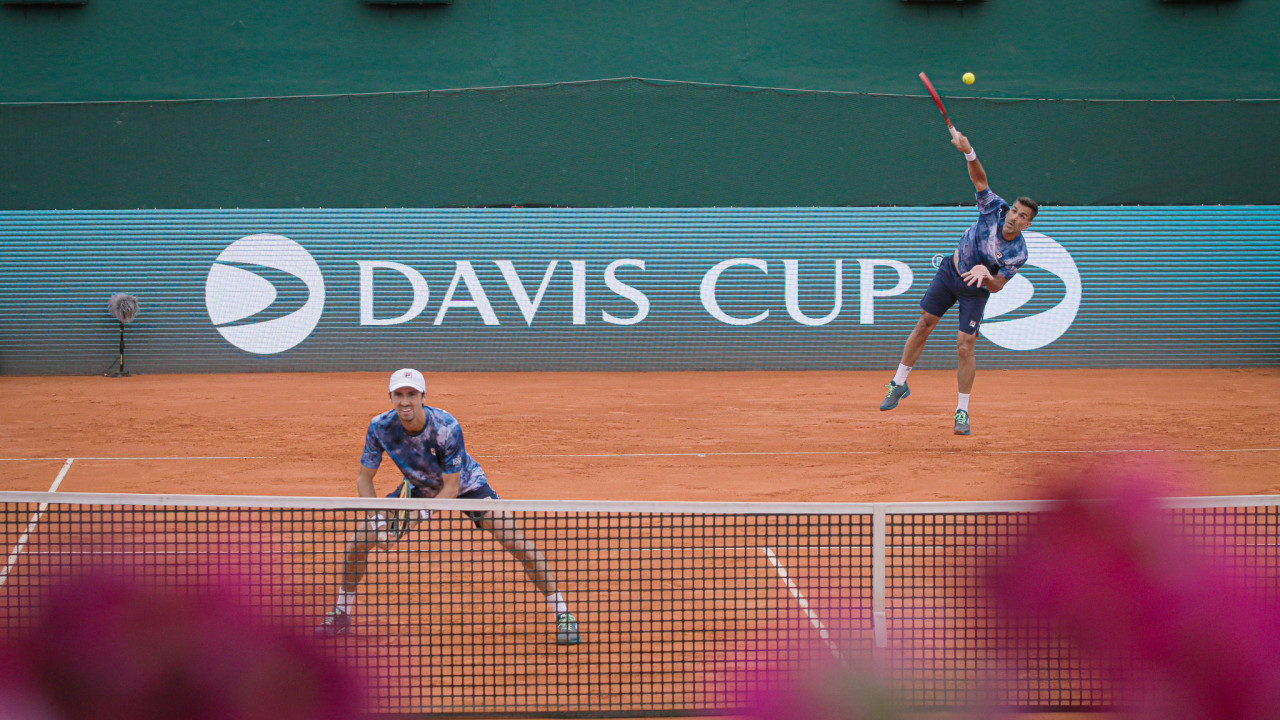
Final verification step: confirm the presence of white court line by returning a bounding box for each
[0,456,270,461]
[484,447,1280,459]
[762,547,843,661]
[0,449,1276,462]
[0,458,74,588]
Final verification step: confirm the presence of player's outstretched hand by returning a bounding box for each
[961,265,993,287]
[950,126,973,154]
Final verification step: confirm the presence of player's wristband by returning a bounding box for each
[964,149,977,162]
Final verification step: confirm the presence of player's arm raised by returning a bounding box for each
[950,126,988,193]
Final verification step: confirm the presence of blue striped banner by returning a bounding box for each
[1,207,1277,374]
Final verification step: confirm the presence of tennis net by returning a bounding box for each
[1,492,1277,716]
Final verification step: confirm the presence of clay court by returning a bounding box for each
[4,368,1277,501]
[4,3,1279,719]
[3,367,1279,720]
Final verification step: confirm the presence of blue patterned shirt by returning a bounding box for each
[956,189,1029,280]
[360,406,488,495]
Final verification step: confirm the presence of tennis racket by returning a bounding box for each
[918,72,953,130]
[386,478,415,541]
[370,479,416,549]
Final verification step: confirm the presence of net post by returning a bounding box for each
[872,504,888,650]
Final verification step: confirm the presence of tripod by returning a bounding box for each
[104,320,131,377]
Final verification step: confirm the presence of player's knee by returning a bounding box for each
[347,534,376,556]
[911,315,940,341]
[956,334,977,356]
[502,536,539,558]
[351,516,391,551]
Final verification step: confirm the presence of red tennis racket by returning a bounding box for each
[918,72,953,130]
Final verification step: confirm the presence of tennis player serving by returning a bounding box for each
[318,369,581,644]
[879,125,1037,436]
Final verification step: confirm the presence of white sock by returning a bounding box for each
[336,588,356,615]
[893,364,913,386]
[546,591,569,617]
[957,393,971,413]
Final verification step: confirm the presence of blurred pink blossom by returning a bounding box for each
[1,571,362,720]
[990,470,1280,720]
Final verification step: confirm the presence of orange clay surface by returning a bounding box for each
[2,368,1278,501]
[2,369,1276,720]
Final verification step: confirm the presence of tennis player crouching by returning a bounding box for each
[317,368,581,645]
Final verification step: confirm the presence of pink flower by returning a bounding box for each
[3,571,363,720]
[991,470,1280,720]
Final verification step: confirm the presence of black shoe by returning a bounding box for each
[315,610,352,637]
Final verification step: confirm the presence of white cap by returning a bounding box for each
[389,368,426,394]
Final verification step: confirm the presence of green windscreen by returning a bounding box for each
[3,79,1277,210]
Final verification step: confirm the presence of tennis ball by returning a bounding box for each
[962,72,976,85]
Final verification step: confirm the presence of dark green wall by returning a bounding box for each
[1,0,1274,103]
[3,81,1277,209]
[3,1,1276,210]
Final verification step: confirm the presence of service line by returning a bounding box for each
[0,456,270,461]
[0,458,74,587]
[484,447,1280,459]
[763,547,842,661]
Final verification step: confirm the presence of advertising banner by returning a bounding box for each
[2,207,1277,374]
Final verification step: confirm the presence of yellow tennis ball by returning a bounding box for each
[962,72,976,85]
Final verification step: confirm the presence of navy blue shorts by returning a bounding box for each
[387,480,500,527]
[919,257,990,336]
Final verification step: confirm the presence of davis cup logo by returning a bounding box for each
[205,234,325,354]
[980,231,1081,351]
[198,226,1076,355]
